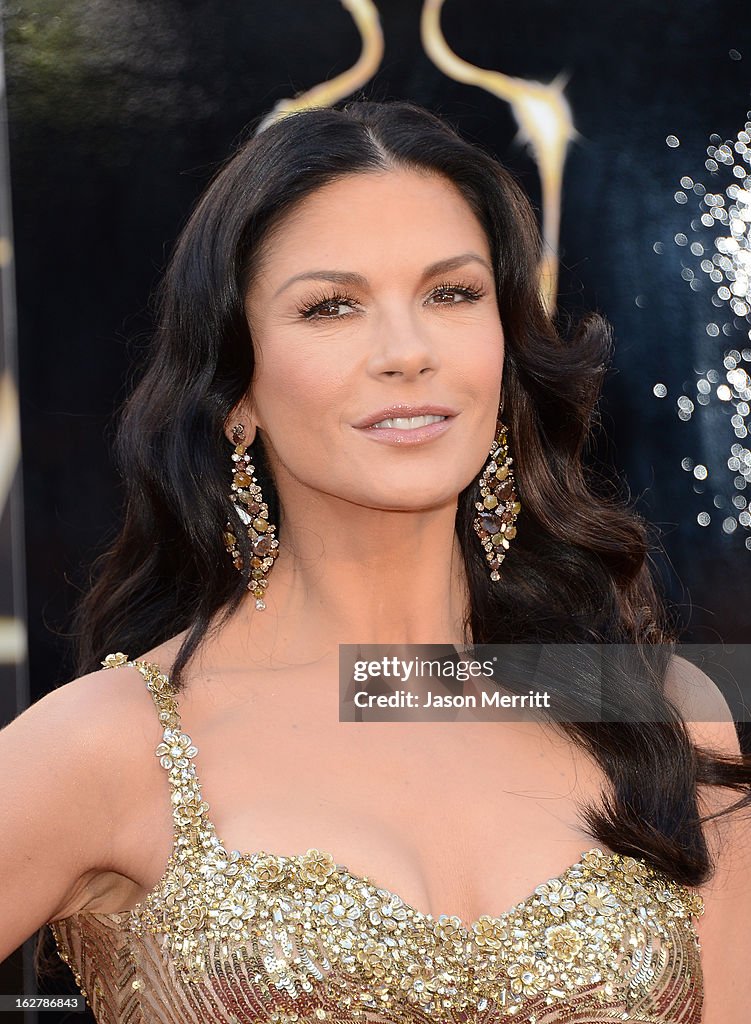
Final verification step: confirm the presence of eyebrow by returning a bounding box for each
[272,251,494,299]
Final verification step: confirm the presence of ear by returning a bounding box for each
[223,397,258,447]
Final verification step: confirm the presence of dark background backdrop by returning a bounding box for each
[6,0,751,680]
[2,1,750,1016]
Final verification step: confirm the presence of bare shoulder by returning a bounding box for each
[19,656,159,761]
[0,649,172,949]
[41,632,194,821]
[662,652,744,837]
[664,654,751,1016]
[32,650,178,817]
[663,652,741,756]
[24,637,188,886]
[38,636,184,742]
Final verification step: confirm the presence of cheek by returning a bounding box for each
[250,336,347,433]
[485,327,505,391]
[454,323,504,397]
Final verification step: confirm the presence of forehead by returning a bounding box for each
[255,169,490,281]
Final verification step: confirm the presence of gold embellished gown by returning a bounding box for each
[49,654,705,1023]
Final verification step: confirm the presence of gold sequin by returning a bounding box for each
[49,655,706,1023]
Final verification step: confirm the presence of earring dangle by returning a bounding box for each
[472,412,521,581]
[223,423,279,610]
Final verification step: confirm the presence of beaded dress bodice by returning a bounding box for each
[49,654,706,1023]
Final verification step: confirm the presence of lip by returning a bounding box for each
[352,404,458,447]
[352,404,459,429]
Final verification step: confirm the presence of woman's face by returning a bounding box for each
[236,168,505,513]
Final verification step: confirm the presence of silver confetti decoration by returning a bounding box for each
[653,110,751,547]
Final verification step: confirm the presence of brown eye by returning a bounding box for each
[316,301,344,317]
[298,292,359,320]
[428,281,487,306]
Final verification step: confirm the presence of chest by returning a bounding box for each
[59,657,706,1023]
[152,684,606,926]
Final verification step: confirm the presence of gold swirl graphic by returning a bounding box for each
[421,0,579,313]
[256,0,384,133]
[0,368,19,519]
[0,365,26,663]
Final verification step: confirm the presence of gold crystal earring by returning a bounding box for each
[472,407,521,581]
[223,423,279,610]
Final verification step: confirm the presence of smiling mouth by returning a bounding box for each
[369,414,447,430]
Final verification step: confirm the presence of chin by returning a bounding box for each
[354,489,461,512]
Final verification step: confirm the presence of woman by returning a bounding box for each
[2,99,750,1023]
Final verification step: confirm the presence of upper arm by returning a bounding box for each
[0,667,134,963]
[664,654,751,1019]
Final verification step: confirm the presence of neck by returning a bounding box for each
[238,488,472,653]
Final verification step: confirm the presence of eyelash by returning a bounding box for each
[296,279,488,321]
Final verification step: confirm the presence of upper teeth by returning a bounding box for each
[371,414,447,429]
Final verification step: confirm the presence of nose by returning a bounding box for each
[366,309,439,380]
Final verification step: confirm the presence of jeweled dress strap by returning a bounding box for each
[101,651,182,729]
[100,652,212,840]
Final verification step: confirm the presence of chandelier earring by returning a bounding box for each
[472,405,521,581]
[223,423,279,610]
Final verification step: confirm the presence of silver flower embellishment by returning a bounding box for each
[578,880,619,917]
[472,915,509,950]
[435,914,465,943]
[507,953,545,997]
[101,652,129,669]
[319,891,362,929]
[155,729,198,770]
[580,848,611,877]
[216,889,259,935]
[300,848,337,885]
[534,878,576,918]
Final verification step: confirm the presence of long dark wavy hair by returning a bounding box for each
[62,99,751,899]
